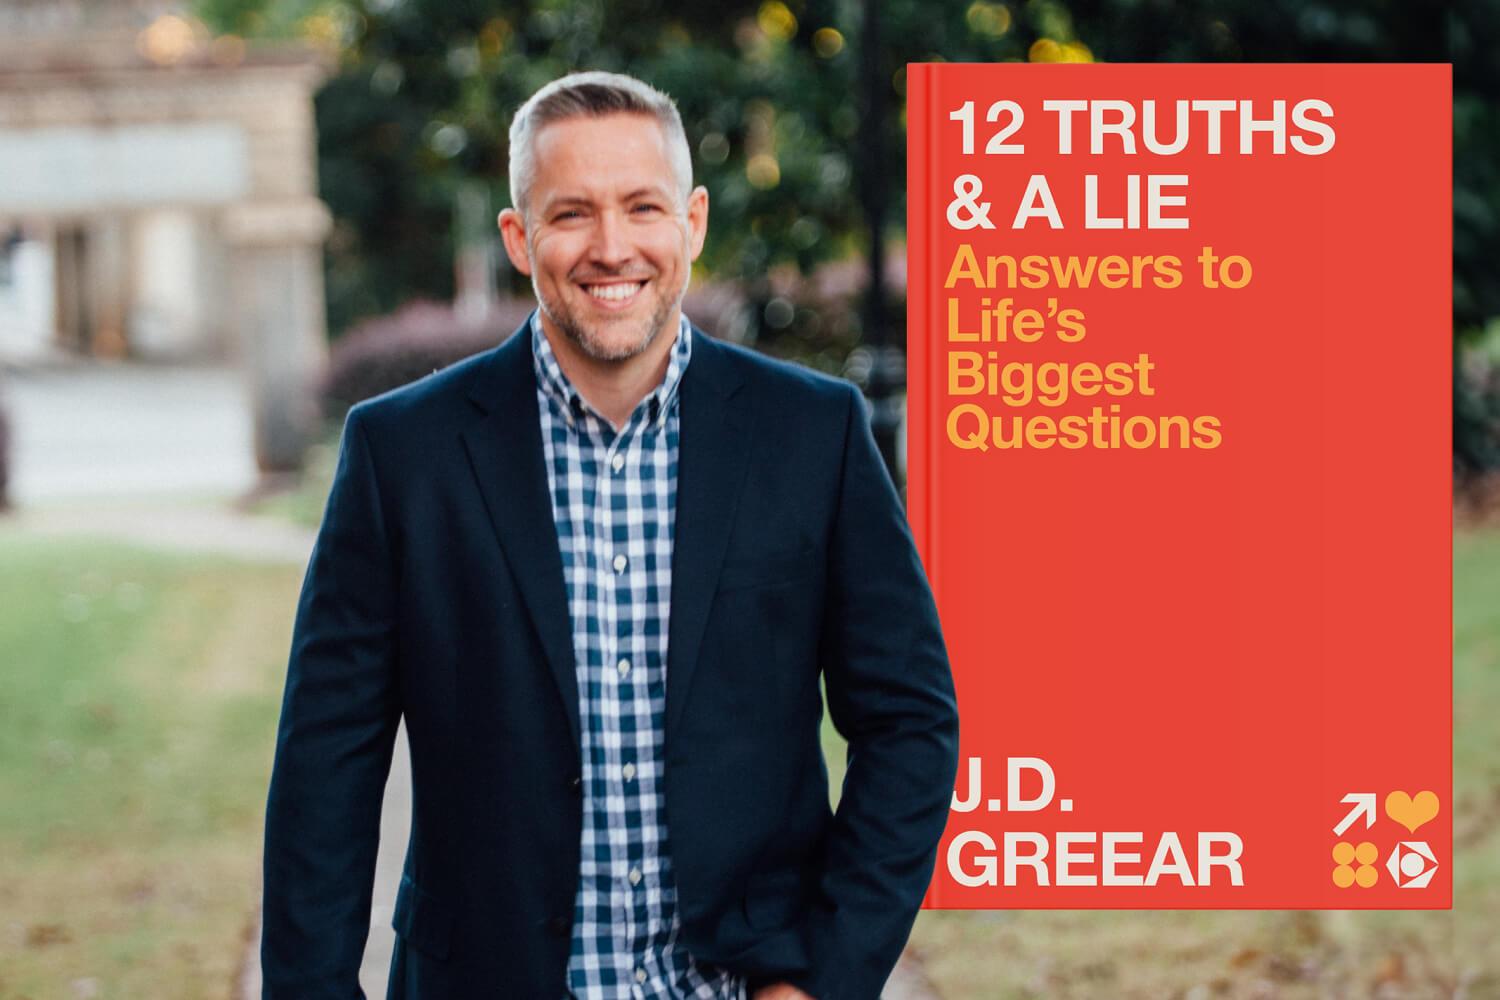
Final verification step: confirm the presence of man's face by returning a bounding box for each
[500,112,708,363]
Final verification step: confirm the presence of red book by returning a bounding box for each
[907,63,1452,908]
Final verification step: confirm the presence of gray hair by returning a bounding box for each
[507,71,693,219]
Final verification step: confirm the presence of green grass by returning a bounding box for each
[896,529,1500,999]
[247,435,338,530]
[0,532,303,999]
[1,521,1494,999]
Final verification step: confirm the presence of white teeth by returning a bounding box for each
[586,282,644,302]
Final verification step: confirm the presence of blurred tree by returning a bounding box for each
[195,0,1499,468]
[1057,0,1499,474]
[922,0,1497,475]
[193,0,1033,336]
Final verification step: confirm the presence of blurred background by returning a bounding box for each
[0,0,1495,997]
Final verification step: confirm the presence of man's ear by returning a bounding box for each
[686,185,709,262]
[498,207,533,276]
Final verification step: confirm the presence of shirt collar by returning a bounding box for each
[530,309,693,431]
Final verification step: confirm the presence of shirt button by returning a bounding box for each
[634,968,647,984]
[617,658,630,678]
[628,867,642,886]
[622,762,636,781]
[611,453,625,473]
[612,553,627,573]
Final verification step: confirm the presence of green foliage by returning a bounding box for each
[194,0,341,41]
[194,0,1500,462]
[196,0,1040,334]
[1063,0,1500,472]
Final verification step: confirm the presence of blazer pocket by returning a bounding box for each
[717,547,818,594]
[391,874,454,961]
[742,866,813,930]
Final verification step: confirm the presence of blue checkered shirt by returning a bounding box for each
[531,313,747,1000]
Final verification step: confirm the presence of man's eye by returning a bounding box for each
[632,203,662,215]
[554,209,583,221]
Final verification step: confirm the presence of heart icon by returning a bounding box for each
[1385,790,1439,833]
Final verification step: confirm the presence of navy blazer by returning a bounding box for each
[261,320,959,1000]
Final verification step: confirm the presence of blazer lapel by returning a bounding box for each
[666,329,750,741]
[460,324,581,759]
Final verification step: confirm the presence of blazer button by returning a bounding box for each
[546,915,571,935]
[568,775,582,794]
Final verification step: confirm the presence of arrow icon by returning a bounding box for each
[1333,793,1377,836]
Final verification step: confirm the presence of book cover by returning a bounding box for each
[908,63,1451,908]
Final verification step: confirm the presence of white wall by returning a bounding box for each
[0,233,56,361]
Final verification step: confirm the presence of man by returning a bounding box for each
[261,71,958,1000]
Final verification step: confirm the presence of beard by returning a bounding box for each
[533,266,685,363]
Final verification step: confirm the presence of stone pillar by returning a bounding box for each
[129,208,205,360]
[222,197,330,475]
[0,223,55,361]
[88,213,129,358]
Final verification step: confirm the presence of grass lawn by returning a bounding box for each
[886,529,1500,999]
[247,435,338,531]
[1,518,1494,999]
[0,532,303,999]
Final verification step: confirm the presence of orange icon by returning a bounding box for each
[1332,841,1378,888]
[1385,790,1439,833]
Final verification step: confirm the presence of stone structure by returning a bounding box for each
[0,0,332,472]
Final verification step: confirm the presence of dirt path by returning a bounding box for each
[5,501,318,564]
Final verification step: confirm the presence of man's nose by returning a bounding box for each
[587,209,633,269]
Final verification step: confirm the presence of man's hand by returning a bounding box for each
[751,984,816,1000]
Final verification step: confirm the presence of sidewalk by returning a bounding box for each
[9,501,318,564]
[1,364,259,505]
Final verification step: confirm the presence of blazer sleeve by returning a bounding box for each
[261,404,402,998]
[793,385,960,1000]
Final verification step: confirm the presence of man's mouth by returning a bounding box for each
[580,280,647,304]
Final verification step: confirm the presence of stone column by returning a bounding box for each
[88,213,129,358]
[222,197,330,475]
[129,208,205,361]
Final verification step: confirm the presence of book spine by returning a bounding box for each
[907,62,948,910]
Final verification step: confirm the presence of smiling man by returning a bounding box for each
[261,72,959,1000]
